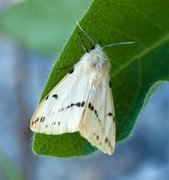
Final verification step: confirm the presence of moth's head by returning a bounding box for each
[89,44,108,62]
[82,44,109,73]
[90,44,102,53]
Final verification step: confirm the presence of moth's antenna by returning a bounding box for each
[102,41,135,49]
[75,19,95,46]
[77,31,88,52]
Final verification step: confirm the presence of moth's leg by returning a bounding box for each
[59,64,74,70]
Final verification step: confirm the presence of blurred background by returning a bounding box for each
[1,0,169,180]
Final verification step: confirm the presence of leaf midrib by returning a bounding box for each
[112,33,169,77]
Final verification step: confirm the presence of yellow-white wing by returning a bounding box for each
[30,60,92,135]
[79,70,116,155]
[30,44,116,155]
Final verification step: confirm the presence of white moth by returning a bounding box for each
[30,23,134,155]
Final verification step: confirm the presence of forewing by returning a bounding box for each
[79,71,116,155]
[30,61,92,135]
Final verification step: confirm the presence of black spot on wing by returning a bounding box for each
[69,68,74,74]
[105,137,108,143]
[81,101,85,107]
[76,102,81,107]
[109,81,112,88]
[40,117,45,122]
[94,110,98,117]
[59,101,86,111]
[108,112,113,116]
[45,95,49,100]
[52,94,58,99]
[90,105,94,111]
[88,102,94,111]
[35,118,39,123]
[88,103,100,120]
[108,141,113,149]
[94,110,97,114]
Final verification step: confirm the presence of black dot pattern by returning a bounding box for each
[69,68,74,74]
[109,81,112,88]
[108,112,113,116]
[88,102,99,119]
[52,94,58,99]
[59,101,86,111]
[45,95,49,100]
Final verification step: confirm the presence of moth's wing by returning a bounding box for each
[79,71,116,155]
[30,61,92,135]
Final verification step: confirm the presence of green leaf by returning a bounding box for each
[33,0,169,157]
[0,0,91,54]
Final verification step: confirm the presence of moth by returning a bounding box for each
[30,23,134,155]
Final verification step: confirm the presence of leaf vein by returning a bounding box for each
[112,33,169,76]
[109,0,165,32]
